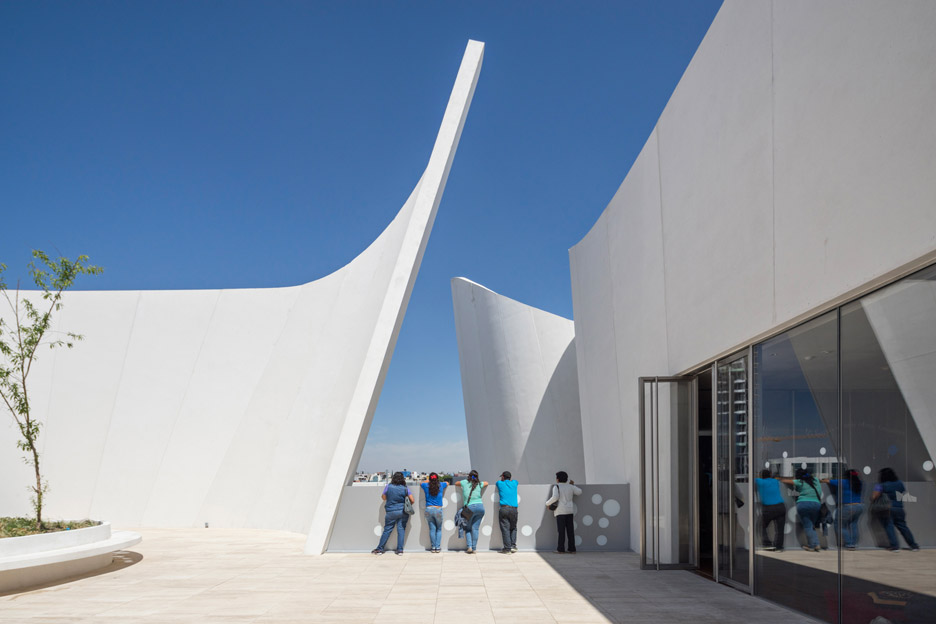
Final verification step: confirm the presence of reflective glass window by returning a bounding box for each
[753,311,839,622]
[840,264,936,621]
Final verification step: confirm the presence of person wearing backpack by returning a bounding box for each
[778,469,822,552]
[372,471,415,556]
[458,470,488,554]
[545,471,582,554]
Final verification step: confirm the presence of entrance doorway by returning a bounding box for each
[640,351,753,593]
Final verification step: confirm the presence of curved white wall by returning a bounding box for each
[0,41,484,554]
[452,278,585,484]
[570,1,936,547]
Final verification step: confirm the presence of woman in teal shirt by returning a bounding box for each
[778,468,823,551]
[459,470,488,554]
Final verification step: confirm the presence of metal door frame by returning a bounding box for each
[639,375,698,571]
[712,349,754,594]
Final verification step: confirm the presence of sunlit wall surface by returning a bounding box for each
[754,265,936,622]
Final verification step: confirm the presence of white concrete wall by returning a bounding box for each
[570,0,936,549]
[452,278,586,484]
[0,41,484,555]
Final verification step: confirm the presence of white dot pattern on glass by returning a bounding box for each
[820,447,827,456]
[782,451,788,458]
[482,525,492,536]
[924,461,934,472]
[582,515,593,526]
[521,525,533,537]
[592,494,603,505]
[443,520,455,531]
[602,499,621,517]
[863,466,871,475]
[373,525,382,537]
[596,535,608,546]
[598,518,609,529]
[575,535,582,546]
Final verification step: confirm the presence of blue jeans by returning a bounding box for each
[836,503,864,547]
[425,507,443,550]
[797,501,820,548]
[377,509,409,552]
[881,507,918,550]
[465,503,485,550]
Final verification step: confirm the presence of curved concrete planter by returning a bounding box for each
[0,522,141,594]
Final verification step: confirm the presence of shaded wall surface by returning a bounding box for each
[569,0,936,550]
[0,41,484,555]
[328,484,629,552]
[452,278,585,484]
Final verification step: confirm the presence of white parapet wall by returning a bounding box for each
[0,41,484,555]
[452,278,586,484]
[569,1,936,549]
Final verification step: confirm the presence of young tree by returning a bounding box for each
[0,250,102,529]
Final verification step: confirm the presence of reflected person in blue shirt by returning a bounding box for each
[756,469,786,551]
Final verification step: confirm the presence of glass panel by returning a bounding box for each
[753,312,839,623]
[841,264,936,621]
[716,355,750,586]
[642,378,695,568]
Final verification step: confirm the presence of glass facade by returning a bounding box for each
[751,265,936,622]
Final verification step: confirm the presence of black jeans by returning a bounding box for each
[556,514,575,552]
[499,506,517,549]
[761,503,786,549]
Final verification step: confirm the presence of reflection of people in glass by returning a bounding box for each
[778,469,822,552]
[756,469,786,551]
[821,469,864,550]
[872,467,920,552]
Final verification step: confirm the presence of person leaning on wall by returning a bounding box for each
[372,471,415,556]
[545,470,582,554]
[495,471,519,554]
[458,470,488,554]
[756,469,786,551]
[421,472,448,553]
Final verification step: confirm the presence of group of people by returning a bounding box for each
[371,470,581,555]
[756,466,919,553]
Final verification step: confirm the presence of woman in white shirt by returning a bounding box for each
[545,470,582,553]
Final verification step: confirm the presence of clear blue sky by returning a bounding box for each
[1,1,722,473]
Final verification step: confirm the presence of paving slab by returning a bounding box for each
[0,528,816,623]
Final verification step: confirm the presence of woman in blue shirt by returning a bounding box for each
[821,468,864,549]
[755,469,786,551]
[872,467,919,552]
[372,472,415,555]
[420,473,448,553]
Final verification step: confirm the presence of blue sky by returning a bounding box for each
[1,1,722,473]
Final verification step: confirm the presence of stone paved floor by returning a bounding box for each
[0,529,816,623]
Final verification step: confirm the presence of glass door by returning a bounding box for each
[640,376,697,570]
[715,352,753,591]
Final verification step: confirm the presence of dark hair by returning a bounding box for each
[760,469,772,479]
[428,472,440,497]
[469,469,479,481]
[556,471,568,483]
[845,469,862,494]
[501,471,512,480]
[879,467,899,483]
[794,468,816,488]
[391,471,406,486]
